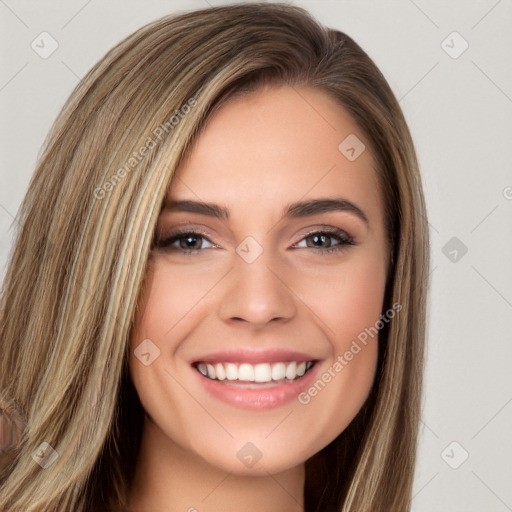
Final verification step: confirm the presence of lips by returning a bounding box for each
[191,349,320,409]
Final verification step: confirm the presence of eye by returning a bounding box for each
[154,230,216,253]
[293,228,354,255]
[154,227,355,255]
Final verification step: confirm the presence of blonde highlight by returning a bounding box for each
[0,4,429,511]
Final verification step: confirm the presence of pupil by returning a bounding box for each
[312,234,329,248]
[181,236,201,249]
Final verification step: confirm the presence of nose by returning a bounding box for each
[218,250,297,329]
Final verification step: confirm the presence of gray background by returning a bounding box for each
[1,1,511,510]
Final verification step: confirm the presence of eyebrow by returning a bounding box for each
[163,198,369,225]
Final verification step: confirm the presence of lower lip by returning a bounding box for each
[194,363,320,410]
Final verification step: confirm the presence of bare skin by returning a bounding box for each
[127,84,388,512]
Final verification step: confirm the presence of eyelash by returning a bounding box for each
[154,227,355,256]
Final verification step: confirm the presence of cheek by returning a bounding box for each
[289,249,386,441]
[127,263,210,443]
[298,247,388,347]
[130,259,219,342]
[128,263,187,406]
[296,340,378,459]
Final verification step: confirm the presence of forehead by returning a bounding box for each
[169,85,383,225]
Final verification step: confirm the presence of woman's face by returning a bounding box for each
[129,85,388,476]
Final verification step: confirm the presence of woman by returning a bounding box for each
[0,3,430,511]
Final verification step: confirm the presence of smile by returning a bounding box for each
[195,361,315,383]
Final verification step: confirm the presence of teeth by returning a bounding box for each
[226,363,238,380]
[254,363,272,383]
[285,361,297,380]
[196,361,314,382]
[215,363,226,381]
[271,362,286,380]
[238,363,255,381]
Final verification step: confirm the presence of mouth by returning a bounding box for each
[191,352,320,409]
[193,360,316,386]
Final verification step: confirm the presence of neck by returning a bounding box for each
[126,414,305,512]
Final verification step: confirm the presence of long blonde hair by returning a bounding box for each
[0,3,430,511]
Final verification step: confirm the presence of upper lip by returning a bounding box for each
[191,348,319,365]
